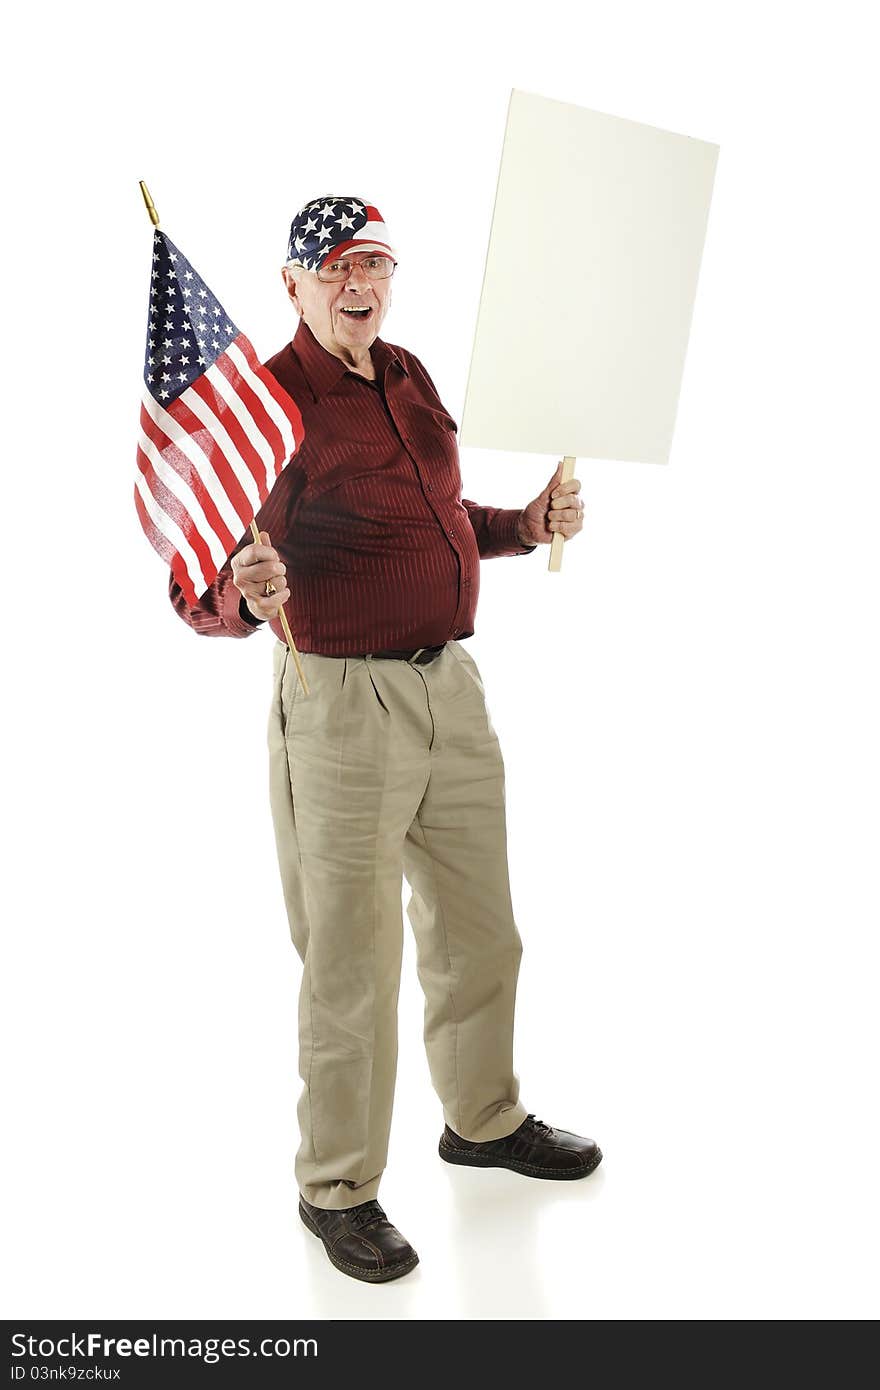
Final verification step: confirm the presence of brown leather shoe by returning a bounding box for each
[439,1114,603,1180]
[298,1196,419,1283]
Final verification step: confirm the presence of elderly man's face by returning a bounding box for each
[283,252,393,361]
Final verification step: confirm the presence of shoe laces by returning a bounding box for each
[524,1113,553,1137]
[347,1200,387,1232]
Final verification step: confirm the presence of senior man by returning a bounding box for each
[170,196,601,1284]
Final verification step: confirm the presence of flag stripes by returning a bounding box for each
[135,234,305,607]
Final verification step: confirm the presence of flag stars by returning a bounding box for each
[143,236,239,403]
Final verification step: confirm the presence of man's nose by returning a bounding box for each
[345,264,371,290]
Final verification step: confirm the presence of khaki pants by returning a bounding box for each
[267,639,527,1210]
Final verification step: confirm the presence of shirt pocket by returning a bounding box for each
[396,401,461,495]
[306,440,389,505]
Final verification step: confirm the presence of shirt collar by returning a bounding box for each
[291,319,408,401]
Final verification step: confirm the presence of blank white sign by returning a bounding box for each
[460,90,719,465]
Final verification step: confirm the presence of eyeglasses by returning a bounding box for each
[316,253,397,283]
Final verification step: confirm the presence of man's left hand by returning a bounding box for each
[515,463,585,547]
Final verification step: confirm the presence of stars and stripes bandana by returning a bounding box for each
[135,229,305,606]
[286,196,395,271]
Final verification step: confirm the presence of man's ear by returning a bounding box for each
[281,267,303,316]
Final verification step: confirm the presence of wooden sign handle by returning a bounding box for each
[548,456,576,572]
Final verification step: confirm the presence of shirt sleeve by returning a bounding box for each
[168,551,264,638]
[462,500,538,559]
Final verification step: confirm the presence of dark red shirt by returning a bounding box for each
[169,320,536,652]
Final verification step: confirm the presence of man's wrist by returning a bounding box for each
[240,595,265,626]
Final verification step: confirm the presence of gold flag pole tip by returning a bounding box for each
[139,181,160,227]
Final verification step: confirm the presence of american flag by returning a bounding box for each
[135,229,304,605]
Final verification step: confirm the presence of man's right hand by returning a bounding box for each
[231,531,290,622]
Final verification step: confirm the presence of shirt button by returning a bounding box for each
[426,483,433,492]
[448,528,455,536]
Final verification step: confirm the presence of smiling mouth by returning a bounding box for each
[339,306,373,320]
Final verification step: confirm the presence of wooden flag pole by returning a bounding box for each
[248,520,309,694]
[139,180,309,696]
[548,455,577,572]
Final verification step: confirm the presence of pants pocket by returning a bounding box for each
[449,640,486,696]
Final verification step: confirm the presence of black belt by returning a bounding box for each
[316,643,447,666]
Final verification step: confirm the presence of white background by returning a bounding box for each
[3,0,878,1322]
